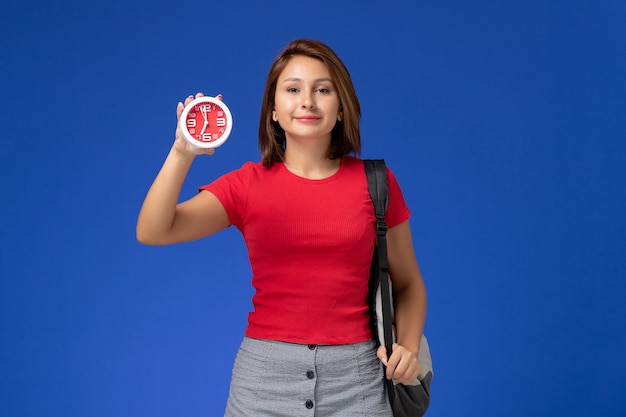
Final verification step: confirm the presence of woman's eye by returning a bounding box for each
[287,87,299,93]
[317,88,330,94]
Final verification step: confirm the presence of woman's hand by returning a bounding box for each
[173,92,221,157]
[377,343,422,385]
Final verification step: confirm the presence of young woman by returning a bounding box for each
[136,39,427,416]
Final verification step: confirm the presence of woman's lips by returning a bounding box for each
[295,116,321,122]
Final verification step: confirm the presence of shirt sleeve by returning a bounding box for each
[385,166,411,228]
[198,162,256,228]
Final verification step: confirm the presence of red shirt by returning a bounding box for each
[200,156,410,344]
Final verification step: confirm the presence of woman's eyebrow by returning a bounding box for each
[282,77,334,83]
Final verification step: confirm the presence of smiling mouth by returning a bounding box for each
[295,116,320,122]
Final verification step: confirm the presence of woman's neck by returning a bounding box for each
[283,145,341,180]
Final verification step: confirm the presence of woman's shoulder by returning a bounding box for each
[349,156,401,175]
[342,155,398,175]
[341,155,364,170]
[237,160,264,171]
[230,160,273,176]
[218,160,284,186]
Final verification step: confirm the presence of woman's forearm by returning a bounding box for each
[136,146,195,244]
[394,274,427,355]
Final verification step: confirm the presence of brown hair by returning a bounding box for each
[258,39,361,167]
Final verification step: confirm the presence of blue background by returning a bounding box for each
[2,0,625,416]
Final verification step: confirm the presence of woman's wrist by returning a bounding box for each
[397,340,421,357]
[168,143,197,165]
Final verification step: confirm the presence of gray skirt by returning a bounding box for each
[224,337,392,417]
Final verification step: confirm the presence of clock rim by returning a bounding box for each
[179,96,233,149]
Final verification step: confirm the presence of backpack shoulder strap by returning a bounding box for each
[364,159,396,403]
[364,159,393,347]
[364,159,389,229]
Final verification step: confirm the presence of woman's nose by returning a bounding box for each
[300,91,315,109]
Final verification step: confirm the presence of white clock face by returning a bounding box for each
[180,96,233,148]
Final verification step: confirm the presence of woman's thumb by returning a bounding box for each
[376,345,388,366]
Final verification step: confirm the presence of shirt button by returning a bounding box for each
[306,370,315,379]
[308,344,316,350]
[305,400,314,409]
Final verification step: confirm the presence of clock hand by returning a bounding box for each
[198,104,209,135]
